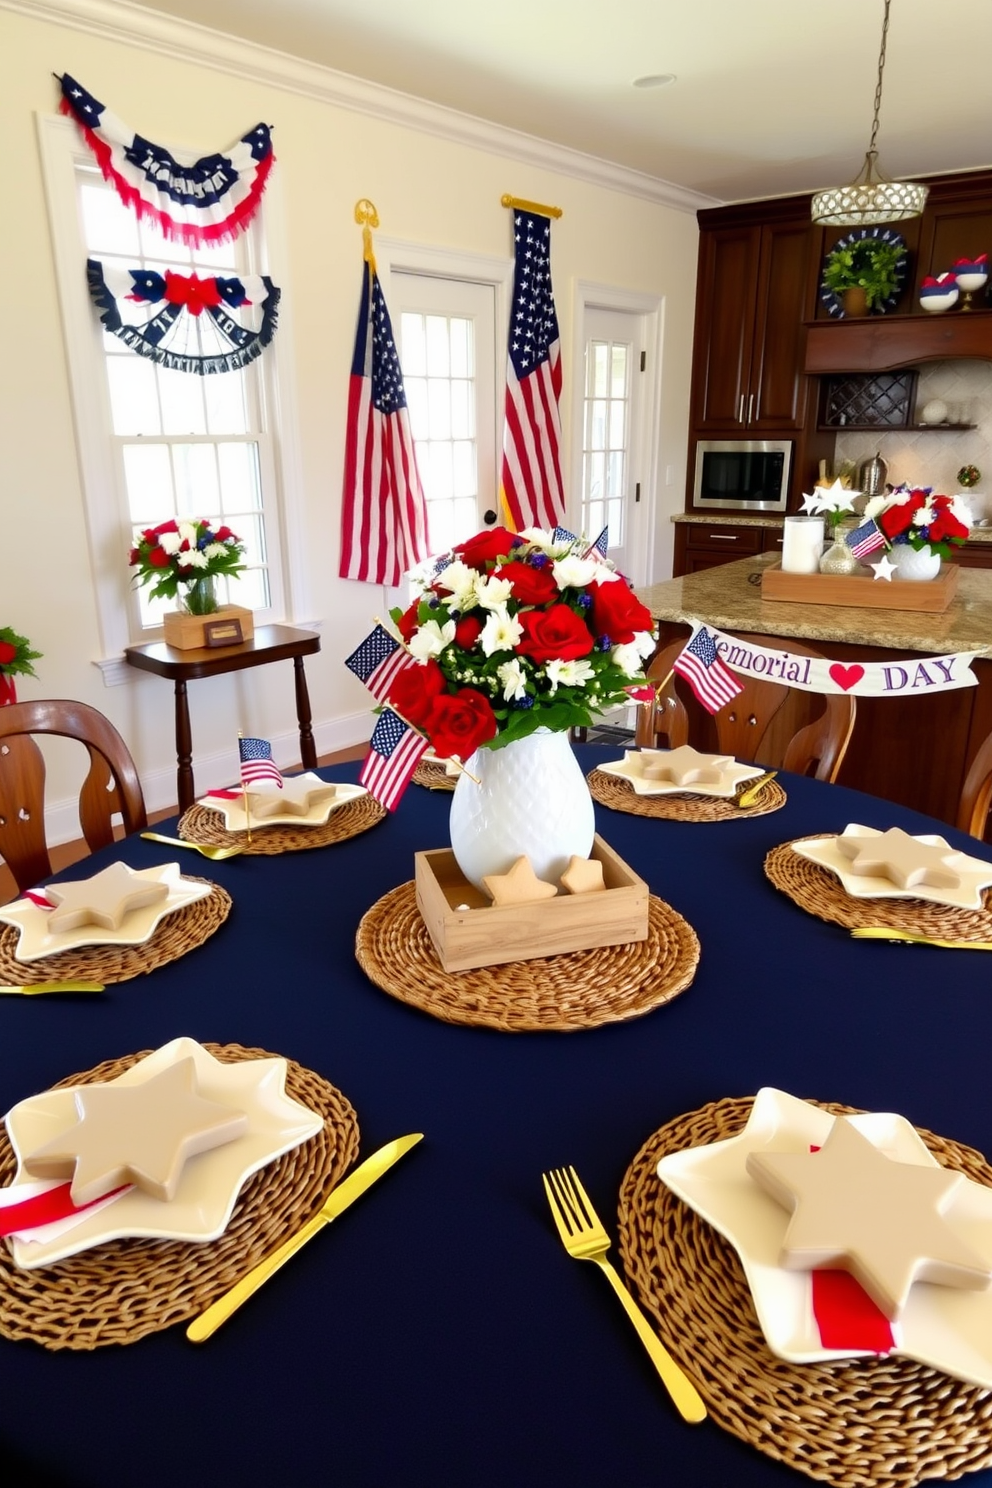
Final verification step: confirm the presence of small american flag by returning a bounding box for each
[552,525,577,545]
[345,624,415,703]
[846,517,886,560]
[500,212,565,532]
[583,525,609,561]
[239,736,283,789]
[672,627,744,714]
[359,708,428,811]
[338,261,429,587]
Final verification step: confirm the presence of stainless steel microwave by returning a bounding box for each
[692,439,793,512]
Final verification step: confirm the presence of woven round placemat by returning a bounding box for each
[617,1096,992,1488]
[354,881,699,1031]
[0,878,232,986]
[177,793,386,854]
[413,759,456,792]
[588,768,786,822]
[0,1042,359,1350]
[765,837,992,941]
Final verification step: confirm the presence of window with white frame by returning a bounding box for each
[580,326,631,551]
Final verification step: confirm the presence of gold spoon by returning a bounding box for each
[735,771,778,809]
[0,982,105,995]
[141,832,244,861]
[851,927,992,951]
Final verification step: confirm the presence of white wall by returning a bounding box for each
[0,0,700,831]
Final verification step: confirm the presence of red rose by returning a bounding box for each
[454,615,483,649]
[454,527,518,570]
[426,688,497,760]
[152,519,179,536]
[0,641,17,665]
[928,508,969,544]
[215,525,234,542]
[516,605,594,663]
[388,658,446,730]
[878,492,926,541]
[588,580,654,644]
[148,546,172,568]
[498,561,558,607]
[395,600,422,643]
[128,548,140,565]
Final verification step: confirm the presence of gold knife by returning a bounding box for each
[851,927,992,950]
[186,1132,424,1342]
[735,770,778,808]
[0,981,105,995]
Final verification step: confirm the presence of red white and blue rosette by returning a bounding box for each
[59,74,274,247]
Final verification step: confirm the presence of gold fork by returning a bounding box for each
[141,832,244,861]
[734,770,778,809]
[542,1166,707,1423]
[851,927,992,950]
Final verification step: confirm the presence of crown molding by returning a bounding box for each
[5,0,719,214]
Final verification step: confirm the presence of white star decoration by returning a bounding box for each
[599,747,763,798]
[871,552,897,581]
[792,823,992,909]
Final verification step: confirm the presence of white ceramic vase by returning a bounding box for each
[448,728,595,892]
[892,543,941,581]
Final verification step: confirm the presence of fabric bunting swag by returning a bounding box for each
[87,260,280,376]
[59,74,274,247]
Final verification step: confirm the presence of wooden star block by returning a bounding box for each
[836,826,961,890]
[560,856,605,894]
[638,744,732,785]
[46,862,170,933]
[746,1117,992,1319]
[24,1056,248,1205]
[482,856,558,906]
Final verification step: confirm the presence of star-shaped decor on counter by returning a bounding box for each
[24,1056,248,1205]
[45,862,170,932]
[870,552,897,581]
[835,825,961,890]
[560,856,605,895]
[598,747,762,798]
[482,856,558,905]
[246,776,338,819]
[746,1117,991,1319]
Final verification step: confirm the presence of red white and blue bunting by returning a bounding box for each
[59,74,274,248]
[87,260,280,375]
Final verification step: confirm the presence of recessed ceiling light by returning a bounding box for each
[632,74,676,89]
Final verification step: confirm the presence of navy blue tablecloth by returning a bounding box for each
[1,748,991,1488]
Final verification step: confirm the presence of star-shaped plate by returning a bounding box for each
[793,824,992,910]
[656,1088,992,1386]
[597,747,763,798]
[0,864,212,963]
[200,774,367,830]
[3,1038,324,1268]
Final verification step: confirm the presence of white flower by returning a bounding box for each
[496,658,528,701]
[177,521,199,546]
[158,530,182,555]
[864,495,888,520]
[611,640,652,677]
[479,605,523,656]
[544,658,595,694]
[552,555,599,591]
[176,548,208,570]
[473,573,513,610]
[519,527,561,554]
[949,494,973,527]
[912,505,931,527]
[591,564,621,585]
[202,543,228,561]
[434,560,478,611]
[408,618,455,660]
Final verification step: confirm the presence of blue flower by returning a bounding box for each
[513,695,535,709]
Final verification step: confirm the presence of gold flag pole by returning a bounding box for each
[371,616,482,785]
[237,731,253,846]
[354,198,379,273]
[501,193,563,219]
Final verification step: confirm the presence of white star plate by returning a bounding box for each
[199,774,367,830]
[0,864,213,963]
[656,1087,992,1386]
[793,824,992,910]
[597,748,763,799]
[2,1037,324,1268]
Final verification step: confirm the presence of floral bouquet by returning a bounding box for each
[0,626,42,706]
[863,487,971,559]
[387,526,656,759]
[128,519,246,615]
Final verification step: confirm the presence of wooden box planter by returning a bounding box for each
[414,834,649,973]
[162,606,254,650]
[760,562,959,613]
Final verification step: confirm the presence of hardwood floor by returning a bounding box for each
[0,744,367,905]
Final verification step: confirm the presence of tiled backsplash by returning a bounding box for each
[834,359,992,519]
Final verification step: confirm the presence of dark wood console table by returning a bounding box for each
[124,624,321,812]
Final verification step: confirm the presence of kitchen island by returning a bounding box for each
[637,553,992,829]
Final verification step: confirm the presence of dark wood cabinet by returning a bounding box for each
[673,521,782,577]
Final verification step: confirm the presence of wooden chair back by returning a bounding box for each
[634,633,856,782]
[0,700,147,894]
[957,732,992,840]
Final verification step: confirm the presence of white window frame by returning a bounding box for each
[36,111,311,684]
[571,283,664,589]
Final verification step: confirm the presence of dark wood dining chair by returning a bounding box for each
[0,700,147,895]
[957,733,992,840]
[634,633,856,783]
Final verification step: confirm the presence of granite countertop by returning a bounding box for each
[638,552,992,654]
[671,512,992,545]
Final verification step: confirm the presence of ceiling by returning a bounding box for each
[135,0,991,204]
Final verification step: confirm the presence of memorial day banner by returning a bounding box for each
[685,620,987,697]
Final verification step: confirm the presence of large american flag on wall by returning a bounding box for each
[499,211,565,531]
[339,261,430,587]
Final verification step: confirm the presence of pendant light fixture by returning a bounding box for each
[811,0,927,227]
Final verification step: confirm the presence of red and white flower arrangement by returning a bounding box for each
[0,626,41,706]
[387,526,656,758]
[863,487,971,558]
[128,518,246,613]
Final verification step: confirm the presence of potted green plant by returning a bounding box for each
[822,237,907,316]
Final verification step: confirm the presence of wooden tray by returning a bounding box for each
[761,560,958,612]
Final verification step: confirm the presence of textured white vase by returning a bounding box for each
[448,728,595,892]
[892,543,941,581]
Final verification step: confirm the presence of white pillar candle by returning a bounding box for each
[781,516,824,574]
